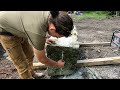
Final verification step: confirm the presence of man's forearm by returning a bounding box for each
[33,47,59,67]
[39,57,59,67]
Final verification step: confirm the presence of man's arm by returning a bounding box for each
[33,47,65,68]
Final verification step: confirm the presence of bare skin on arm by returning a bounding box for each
[33,47,65,68]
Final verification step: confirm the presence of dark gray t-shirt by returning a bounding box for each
[0,11,50,50]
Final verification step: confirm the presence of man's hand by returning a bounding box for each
[57,59,65,68]
[46,39,56,44]
[46,36,58,44]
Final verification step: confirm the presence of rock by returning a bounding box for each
[46,45,81,76]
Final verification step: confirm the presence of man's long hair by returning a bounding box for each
[49,11,74,37]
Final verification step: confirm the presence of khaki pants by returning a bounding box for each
[0,35,34,79]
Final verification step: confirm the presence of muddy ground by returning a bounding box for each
[1,16,120,79]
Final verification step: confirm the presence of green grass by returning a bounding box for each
[71,11,109,21]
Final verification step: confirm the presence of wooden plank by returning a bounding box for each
[79,42,111,47]
[76,56,120,67]
[33,62,47,69]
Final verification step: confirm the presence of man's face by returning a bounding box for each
[48,23,64,38]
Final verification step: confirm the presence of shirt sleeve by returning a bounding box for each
[27,31,46,50]
[20,11,47,50]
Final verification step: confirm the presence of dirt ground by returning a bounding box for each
[1,16,120,79]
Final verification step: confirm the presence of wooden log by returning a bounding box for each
[76,56,120,67]
[72,42,110,47]
[33,62,47,70]
[79,42,111,47]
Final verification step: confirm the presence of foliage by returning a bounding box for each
[71,11,110,22]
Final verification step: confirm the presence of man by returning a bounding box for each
[0,11,73,79]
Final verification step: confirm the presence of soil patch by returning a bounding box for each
[1,17,120,79]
